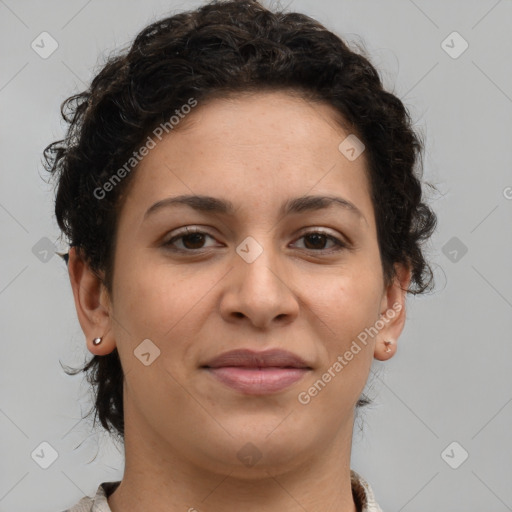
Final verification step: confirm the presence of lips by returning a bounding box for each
[201,349,312,395]
[201,348,312,369]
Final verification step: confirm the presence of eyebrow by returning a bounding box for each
[144,194,366,223]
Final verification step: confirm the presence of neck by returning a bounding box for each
[108,401,358,512]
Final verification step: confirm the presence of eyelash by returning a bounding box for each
[162,227,348,254]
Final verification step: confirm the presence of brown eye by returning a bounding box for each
[292,230,347,252]
[303,233,329,250]
[163,228,217,252]
[163,228,347,254]
[180,232,207,250]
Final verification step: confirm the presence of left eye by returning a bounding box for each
[163,228,346,252]
[293,231,346,251]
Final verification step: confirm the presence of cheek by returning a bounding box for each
[111,257,219,355]
[109,255,171,354]
[305,277,379,407]
[306,266,382,392]
[311,266,382,337]
[114,246,178,312]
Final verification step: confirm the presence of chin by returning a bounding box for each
[188,426,316,477]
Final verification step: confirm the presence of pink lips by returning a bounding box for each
[201,349,312,395]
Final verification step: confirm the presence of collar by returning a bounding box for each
[350,469,384,512]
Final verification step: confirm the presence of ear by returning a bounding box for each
[374,262,412,361]
[67,246,116,355]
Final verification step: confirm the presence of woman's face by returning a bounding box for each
[90,91,409,475]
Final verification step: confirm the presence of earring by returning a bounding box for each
[383,340,393,353]
[93,337,103,346]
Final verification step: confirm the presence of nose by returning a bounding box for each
[219,238,299,329]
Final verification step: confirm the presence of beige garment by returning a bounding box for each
[62,469,383,512]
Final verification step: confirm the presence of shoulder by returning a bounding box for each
[60,481,121,512]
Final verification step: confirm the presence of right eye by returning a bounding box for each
[162,227,220,252]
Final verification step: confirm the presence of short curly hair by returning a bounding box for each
[44,0,437,442]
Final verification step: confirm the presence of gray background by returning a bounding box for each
[1,0,511,511]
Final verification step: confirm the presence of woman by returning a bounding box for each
[44,1,437,510]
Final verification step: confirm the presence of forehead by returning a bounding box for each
[118,90,374,225]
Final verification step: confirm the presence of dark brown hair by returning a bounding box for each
[44,0,437,442]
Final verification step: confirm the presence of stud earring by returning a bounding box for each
[93,337,103,346]
[383,340,393,353]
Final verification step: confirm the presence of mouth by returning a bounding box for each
[201,348,312,395]
[201,348,312,369]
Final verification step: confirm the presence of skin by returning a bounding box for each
[68,90,411,512]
